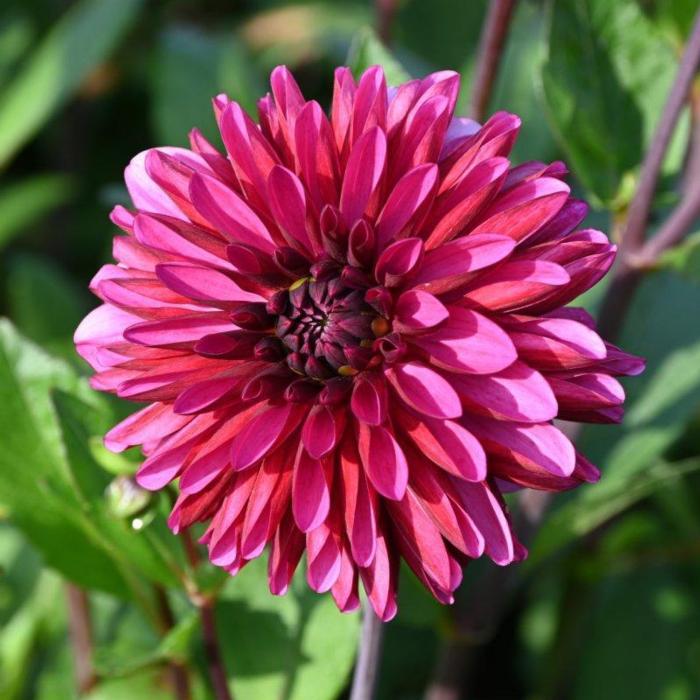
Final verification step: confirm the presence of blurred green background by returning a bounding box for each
[1,1,700,699]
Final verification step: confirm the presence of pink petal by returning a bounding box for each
[229,403,301,470]
[267,165,314,252]
[397,408,486,481]
[125,150,184,219]
[375,164,439,245]
[292,447,331,532]
[470,176,570,242]
[302,404,339,458]
[451,361,558,422]
[123,314,233,348]
[189,172,276,253]
[394,290,448,331]
[462,260,570,312]
[375,237,424,284]
[413,233,516,293]
[452,480,515,565]
[387,489,452,591]
[350,372,387,426]
[339,126,387,226]
[386,362,462,419]
[413,307,517,374]
[341,438,377,567]
[306,524,341,593]
[465,416,576,477]
[156,263,262,304]
[294,100,340,210]
[357,423,408,500]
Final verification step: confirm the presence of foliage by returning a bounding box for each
[0,0,699,698]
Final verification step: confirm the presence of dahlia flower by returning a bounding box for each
[75,65,643,620]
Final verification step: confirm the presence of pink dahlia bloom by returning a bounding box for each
[75,66,643,620]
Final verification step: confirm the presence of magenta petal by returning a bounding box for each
[292,448,330,532]
[229,403,296,470]
[301,405,338,458]
[156,263,262,304]
[375,237,424,284]
[340,126,387,226]
[267,165,314,252]
[358,423,408,500]
[189,172,275,252]
[386,362,462,419]
[124,314,233,348]
[399,410,486,481]
[451,361,558,422]
[125,150,184,219]
[341,439,377,567]
[306,525,341,593]
[413,233,516,292]
[375,163,438,245]
[453,480,515,565]
[413,306,517,374]
[394,290,448,331]
[466,416,576,477]
[350,372,387,425]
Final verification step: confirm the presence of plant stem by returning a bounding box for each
[349,598,385,700]
[375,0,398,46]
[65,584,97,695]
[618,8,700,257]
[469,0,518,122]
[598,7,700,336]
[179,529,233,700]
[200,599,234,700]
[154,586,192,700]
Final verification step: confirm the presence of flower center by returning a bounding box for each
[271,277,376,379]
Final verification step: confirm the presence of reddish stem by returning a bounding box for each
[65,584,98,695]
[469,0,518,122]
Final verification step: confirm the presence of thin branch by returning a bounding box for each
[620,9,700,256]
[154,587,193,700]
[349,598,385,700]
[65,584,98,695]
[200,599,234,700]
[375,0,398,46]
[469,0,518,122]
[179,529,233,700]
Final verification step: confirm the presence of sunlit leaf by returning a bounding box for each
[218,557,359,700]
[539,0,685,206]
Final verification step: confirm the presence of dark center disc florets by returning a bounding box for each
[269,276,378,380]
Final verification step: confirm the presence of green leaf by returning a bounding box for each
[5,253,89,360]
[0,0,144,168]
[347,27,411,84]
[485,0,557,163]
[85,671,175,700]
[529,457,700,566]
[0,174,74,250]
[151,26,263,146]
[94,608,199,678]
[0,320,177,601]
[659,231,700,281]
[572,568,700,700]
[539,0,685,206]
[218,557,359,700]
[626,338,700,427]
[0,570,64,700]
